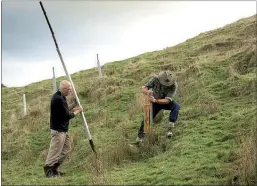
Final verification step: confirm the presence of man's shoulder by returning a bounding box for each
[147,76,159,84]
[151,76,158,81]
[144,76,159,88]
[51,92,63,103]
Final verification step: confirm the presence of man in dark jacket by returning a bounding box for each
[136,70,180,143]
[44,80,82,178]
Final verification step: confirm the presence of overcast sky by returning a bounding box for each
[1,1,256,87]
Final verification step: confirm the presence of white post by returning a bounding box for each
[97,54,102,77]
[52,67,57,93]
[23,94,27,116]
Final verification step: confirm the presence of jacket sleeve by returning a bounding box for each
[56,97,75,120]
[165,82,178,101]
[144,77,156,89]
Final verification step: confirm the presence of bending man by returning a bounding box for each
[136,70,180,143]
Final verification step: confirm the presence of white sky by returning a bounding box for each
[1,1,256,87]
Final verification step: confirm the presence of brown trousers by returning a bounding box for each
[45,129,71,167]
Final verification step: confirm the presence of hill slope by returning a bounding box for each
[2,15,256,185]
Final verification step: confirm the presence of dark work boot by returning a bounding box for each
[43,165,57,178]
[52,163,66,176]
[52,163,60,176]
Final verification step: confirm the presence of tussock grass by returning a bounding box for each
[231,123,257,185]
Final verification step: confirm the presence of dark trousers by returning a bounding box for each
[137,101,180,138]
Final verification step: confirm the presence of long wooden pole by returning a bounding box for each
[39,1,96,153]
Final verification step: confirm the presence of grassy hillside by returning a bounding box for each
[2,15,256,185]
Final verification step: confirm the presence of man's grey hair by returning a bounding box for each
[59,80,71,91]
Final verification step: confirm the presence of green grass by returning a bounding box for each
[2,15,256,185]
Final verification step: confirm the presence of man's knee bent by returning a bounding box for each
[169,101,180,110]
[174,102,180,110]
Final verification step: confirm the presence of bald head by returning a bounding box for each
[59,80,72,96]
